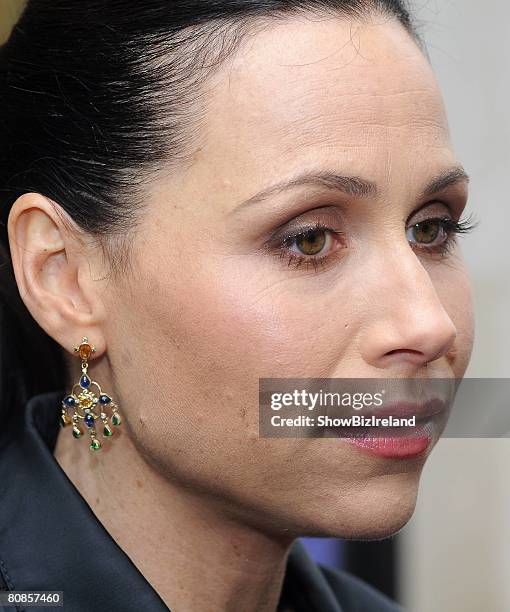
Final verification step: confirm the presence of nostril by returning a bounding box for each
[381,348,430,368]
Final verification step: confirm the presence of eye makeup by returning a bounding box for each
[260,203,476,273]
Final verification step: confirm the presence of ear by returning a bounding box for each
[7,192,107,357]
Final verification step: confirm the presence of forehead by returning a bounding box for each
[190,14,453,197]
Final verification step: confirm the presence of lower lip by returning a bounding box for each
[343,434,432,458]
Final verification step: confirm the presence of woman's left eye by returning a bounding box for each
[405,217,473,254]
[406,218,448,247]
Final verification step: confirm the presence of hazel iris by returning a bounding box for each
[412,221,440,244]
[295,229,326,255]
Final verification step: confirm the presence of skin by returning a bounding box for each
[8,12,474,612]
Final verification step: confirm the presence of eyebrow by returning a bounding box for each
[232,166,469,213]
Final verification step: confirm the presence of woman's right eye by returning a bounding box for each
[264,221,346,271]
[285,227,336,256]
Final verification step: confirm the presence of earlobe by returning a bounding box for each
[7,192,106,356]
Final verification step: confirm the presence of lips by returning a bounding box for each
[369,397,448,420]
[332,397,450,459]
[342,433,433,459]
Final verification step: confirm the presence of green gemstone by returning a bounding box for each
[111,413,121,426]
[72,426,82,438]
[89,438,102,451]
[103,424,113,437]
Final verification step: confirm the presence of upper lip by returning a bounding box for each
[372,398,448,420]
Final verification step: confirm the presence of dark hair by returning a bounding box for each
[0,0,417,429]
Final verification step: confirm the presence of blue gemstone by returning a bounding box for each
[80,375,91,388]
[85,414,95,428]
[63,395,76,407]
[99,394,111,404]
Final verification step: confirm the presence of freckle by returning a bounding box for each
[344,323,349,328]
[239,408,246,420]
[95,497,100,504]
[136,479,143,488]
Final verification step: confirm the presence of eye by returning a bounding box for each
[406,219,446,246]
[266,221,345,272]
[288,228,329,256]
[282,224,344,260]
[405,215,477,256]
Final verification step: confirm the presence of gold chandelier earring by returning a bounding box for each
[60,337,122,451]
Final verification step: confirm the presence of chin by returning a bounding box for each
[292,468,422,541]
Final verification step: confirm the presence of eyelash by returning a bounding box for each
[266,215,477,272]
[409,216,476,257]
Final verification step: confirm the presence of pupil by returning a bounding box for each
[296,230,326,255]
[414,221,439,244]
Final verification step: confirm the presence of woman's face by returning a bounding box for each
[100,15,474,538]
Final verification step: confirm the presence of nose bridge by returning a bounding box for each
[360,243,457,366]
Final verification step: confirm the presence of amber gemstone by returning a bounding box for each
[80,395,94,409]
[78,343,92,360]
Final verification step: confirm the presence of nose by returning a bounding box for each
[360,248,458,371]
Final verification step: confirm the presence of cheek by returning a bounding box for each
[155,257,355,384]
[108,255,357,478]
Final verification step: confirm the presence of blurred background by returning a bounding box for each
[2,1,509,610]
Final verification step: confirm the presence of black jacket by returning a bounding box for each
[0,391,403,612]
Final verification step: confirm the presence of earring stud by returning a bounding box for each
[60,337,122,451]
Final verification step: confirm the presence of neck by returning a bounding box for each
[54,424,292,612]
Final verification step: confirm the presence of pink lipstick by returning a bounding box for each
[337,398,447,459]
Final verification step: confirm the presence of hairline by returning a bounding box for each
[99,3,421,282]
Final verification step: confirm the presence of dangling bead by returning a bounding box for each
[60,412,72,427]
[72,425,83,438]
[80,374,91,388]
[111,412,122,426]
[84,413,95,428]
[89,438,102,451]
[103,424,113,437]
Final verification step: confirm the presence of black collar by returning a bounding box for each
[0,391,343,612]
